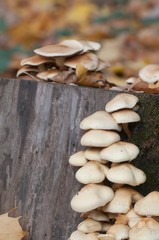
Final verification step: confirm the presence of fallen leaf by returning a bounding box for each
[0,210,27,240]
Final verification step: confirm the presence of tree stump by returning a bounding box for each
[0,78,159,240]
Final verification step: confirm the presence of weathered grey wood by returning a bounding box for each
[0,78,159,240]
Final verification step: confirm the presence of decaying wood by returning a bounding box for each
[0,78,159,240]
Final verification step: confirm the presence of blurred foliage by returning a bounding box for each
[1,0,159,79]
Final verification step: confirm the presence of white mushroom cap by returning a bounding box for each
[139,64,159,83]
[107,224,130,240]
[126,208,142,228]
[64,52,99,71]
[75,161,109,184]
[69,230,98,240]
[102,187,142,214]
[112,110,140,123]
[107,163,146,186]
[69,151,88,166]
[60,39,84,51]
[71,184,114,213]
[81,210,109,222]
[34,41,83,57]
[37,69,60,81]
[105,93,139,113]
[134,191,159,216]
[97,234,114,240]
[87,41,101,51]
[81,130,120,148]
[80,111,121,131]
[20,54,54,66]
[84,148,108,164]
[78,218,102,233]
[129,218,159,240]
[100,141,139,163]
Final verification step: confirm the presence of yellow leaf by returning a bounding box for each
[149,81,159,89]
[65,3,97,26]
[76,63,88,82]
[0,211,27,240]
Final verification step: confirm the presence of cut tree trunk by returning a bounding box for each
[0,78,159,240]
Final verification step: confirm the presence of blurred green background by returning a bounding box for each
[1,0,159,80]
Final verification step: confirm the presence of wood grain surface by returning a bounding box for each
[0,78,159,240]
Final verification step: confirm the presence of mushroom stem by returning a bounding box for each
[55,57,67,71]
[122,123,131,138]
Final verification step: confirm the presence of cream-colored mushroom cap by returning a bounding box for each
[96,59,111,71]
[75,161,109,184]
[71,184,114,213]
[81,210,109,222]
[139,64,159,83]
[17,66,39,77]
[102,187,142,214]
[65,52,99,71]
[20,54,54,66]
[134,191,159,216]
[69,230,99,240]
[100,141,139,163]
[107,224,130,240]
[81,130,120,147]
[129,218,159,240]
[112,110,140,123]
[69,151,87,166]
[84,148,108,164]
[107,163,146,186]
[97,234,114,240]
[80,111,121,131]
[78,218,102,233]
[105,93,139,113]
[126,208,142,228]
[34,41,83,57]
[37,69,60,81]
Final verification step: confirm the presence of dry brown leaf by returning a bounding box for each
[131,78,159,93]
[115,214,128,225]
[51,69,77,84]
[0,210,27,240]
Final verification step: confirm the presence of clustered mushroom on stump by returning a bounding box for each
[68,93,159,240]
[17,40,110,88]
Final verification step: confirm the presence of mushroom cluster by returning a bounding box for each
[68,93,159,240]
[17,40,110,87]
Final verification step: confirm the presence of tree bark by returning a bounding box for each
[0,78,159,240]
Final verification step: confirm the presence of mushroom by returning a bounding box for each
[84,148,108,164]
[97,234,114,240]
[69,230,99,240]
[139,64,159,83]
[64,52,99,71]
[80,111,121,131]
[134,191,159,216]
[77,218,103,233]
[129,218,159,240]
[81,210,109,222]
[126,208,142,228]
[69,151,88,167]
[20,54,55,71]
[70,184,114,213]
[107,224,130,240]
[81,130,120,148]
[107,163,146,186]
[75,161,109,184]
[100,141,139,163]
[102,187,142,214]
[16,66,39,78]
[37,69,60,81]
[34,40,83,70]
[111,110,140,124]
[105,93,139,113]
